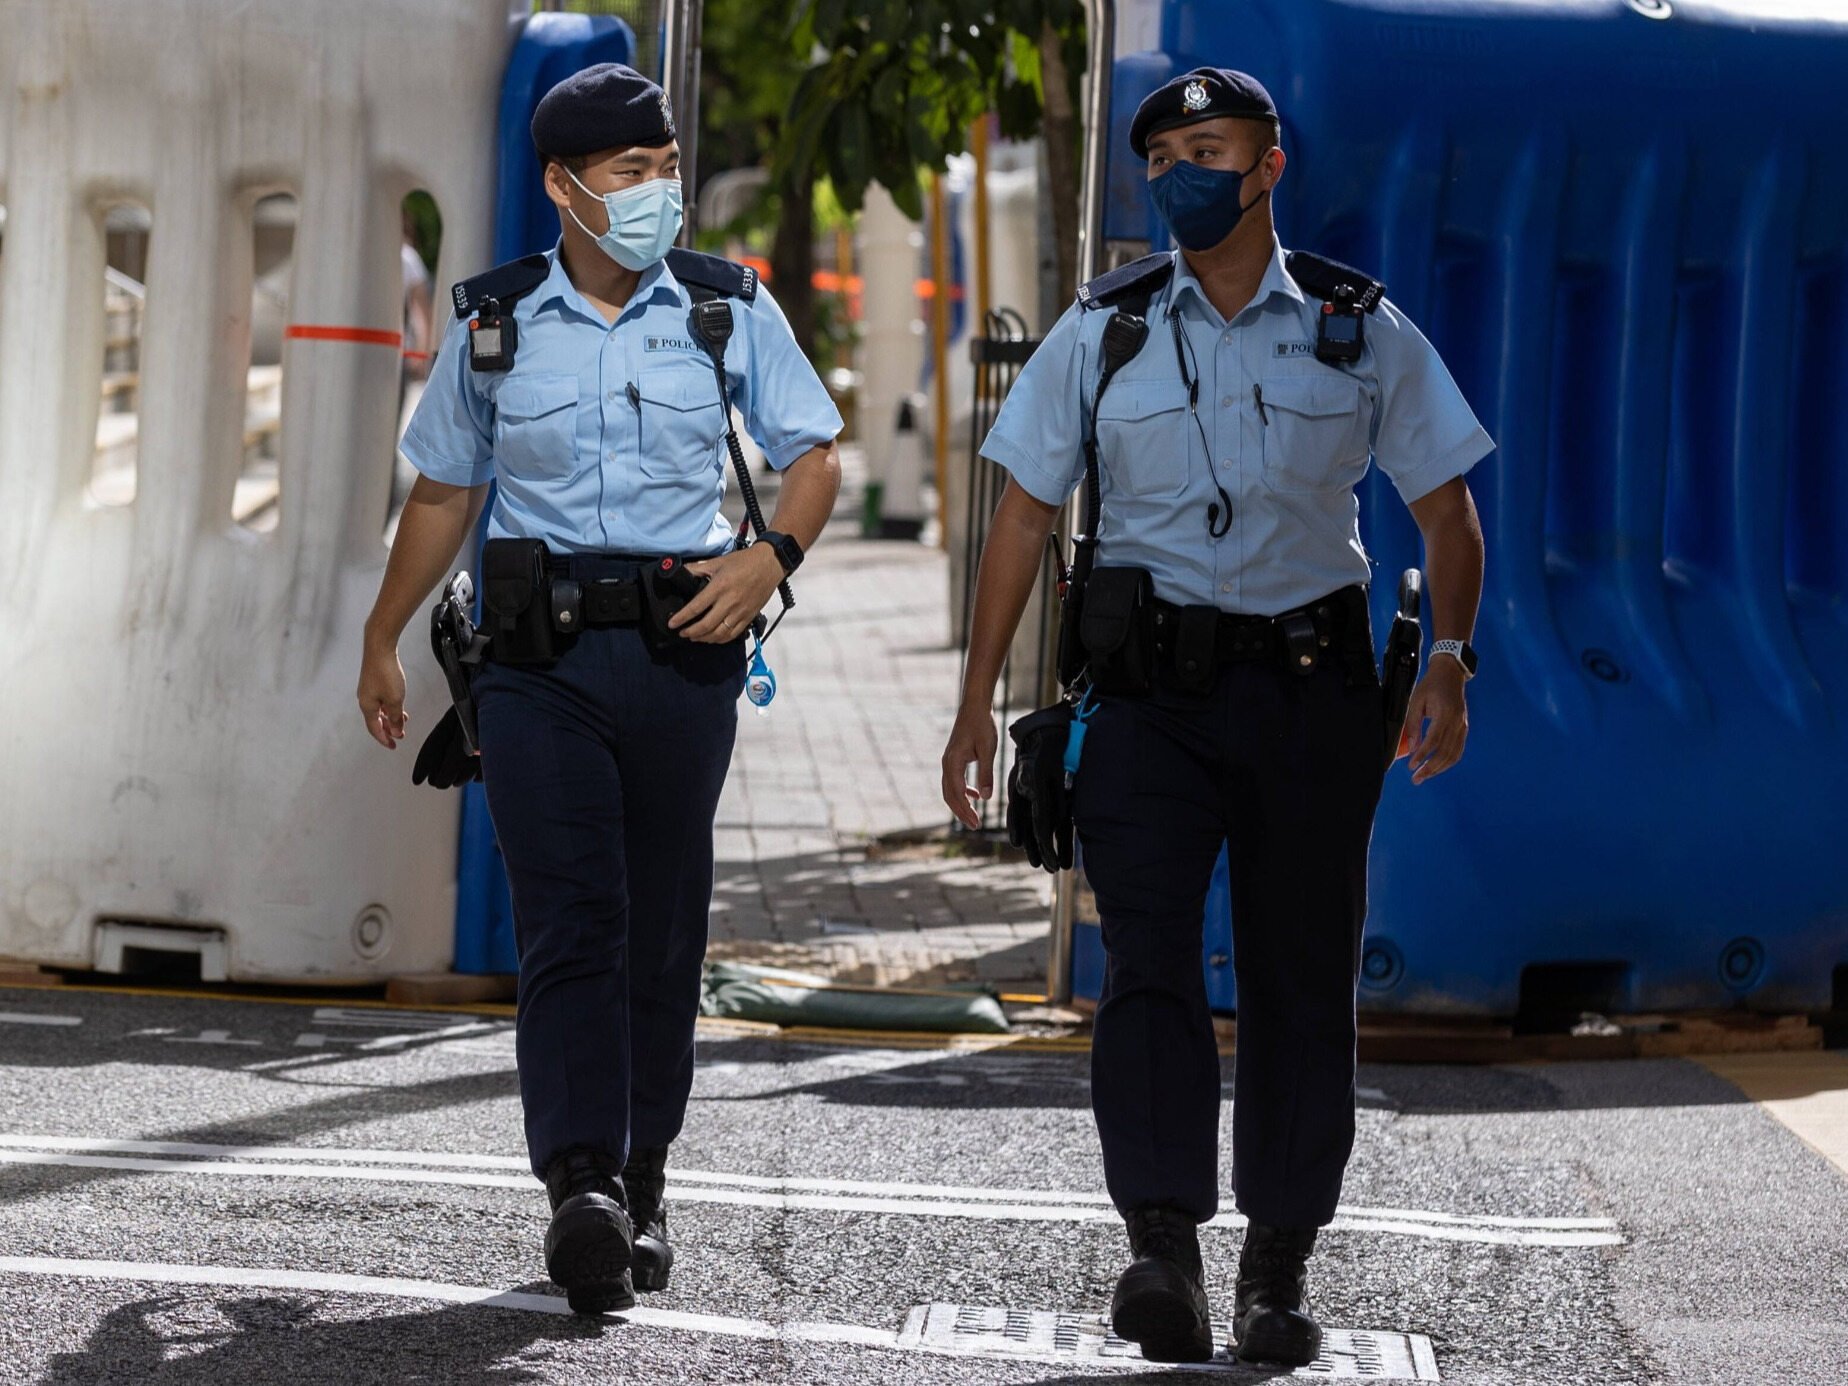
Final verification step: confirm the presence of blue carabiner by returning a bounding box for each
[1062,690,1099,787]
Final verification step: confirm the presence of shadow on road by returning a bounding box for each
[37,1289,599,1386]
[690,1035,1093,1111]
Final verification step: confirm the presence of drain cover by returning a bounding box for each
[897,1304,1439,1378]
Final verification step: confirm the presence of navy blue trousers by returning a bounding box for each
[474,562,744,1179]
[1072,656,1385,1229]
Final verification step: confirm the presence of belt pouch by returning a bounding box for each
[1079,566,1156,696]
[1171,605,1219,696]
[549,578,582,634]
[1279,610,1321,676]
[642,557,709,653]
[481,537,557,664]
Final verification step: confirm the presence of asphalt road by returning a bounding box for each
[0,985,1842,1384]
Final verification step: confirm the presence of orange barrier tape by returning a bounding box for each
[284,325,404,348]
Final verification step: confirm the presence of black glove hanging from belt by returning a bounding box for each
[1004,692,1098,874]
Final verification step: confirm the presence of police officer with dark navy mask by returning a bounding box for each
[356,63,841,1314]
[943,69,1490,1367]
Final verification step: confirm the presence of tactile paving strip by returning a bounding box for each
[896,1303,1440,1378]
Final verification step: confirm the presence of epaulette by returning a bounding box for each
[666,246,758,303]
[1076,251,1175,310]
[451,253,551,319]
[1284,251,1385,314]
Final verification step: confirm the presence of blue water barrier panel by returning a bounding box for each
[1073,0,1848,1015]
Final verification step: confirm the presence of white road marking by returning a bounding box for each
[0,1135,1623,1247]
[163,1030,260,1046]
[0,1149,532,1192]
[0,1135,528,1171]
[0,1012,81,1027]
[0,1255,898,1351]
[310,1007,486,1031]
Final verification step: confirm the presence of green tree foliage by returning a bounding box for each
[774,1,1086,220]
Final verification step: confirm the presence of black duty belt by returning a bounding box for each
[576,578,643,627]
[1151,584,1372,684]
[543,551,662,630]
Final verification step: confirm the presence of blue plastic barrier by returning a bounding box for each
[1074,0,1848,1015]
[454,11,637,976]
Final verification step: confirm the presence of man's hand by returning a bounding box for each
[676,545,784,643]
[358,637,409,750]
[1404,658,1468,785]
[941,703,999,830]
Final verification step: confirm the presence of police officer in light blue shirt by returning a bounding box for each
[943,68,1490,1368]
[356,64,841,1315]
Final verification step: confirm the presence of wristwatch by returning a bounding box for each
[1430,638,1478,680]
[758,530,805,576]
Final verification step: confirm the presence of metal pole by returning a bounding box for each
[928,172,952,551]
[1047,0,1118,1006]
[661,0,704,244]
[1076,0,1114,286]
[970,117,993,326]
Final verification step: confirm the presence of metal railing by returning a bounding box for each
[956,307,1048,836]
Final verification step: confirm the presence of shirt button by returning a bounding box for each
[1221,395,1234,407]
[607,450,617,461]
[1221,583,1232,593]
[1220,458,1232,468]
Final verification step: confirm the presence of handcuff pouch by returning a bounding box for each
[1079,566,1156,696]
[481,537,559,665]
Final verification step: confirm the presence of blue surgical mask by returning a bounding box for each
[1148,152,1271,252]
[566,169,683,271]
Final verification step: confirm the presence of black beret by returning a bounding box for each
[1129,67,1277,159]
[531,63,676,160]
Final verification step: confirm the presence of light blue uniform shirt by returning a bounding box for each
[402,247,842,555]
[981,240,1493,615]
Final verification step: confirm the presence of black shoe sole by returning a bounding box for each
[1233,1317,1322,1367]
[546,1199,635,1315]
[1111,1282,1213,1364]
[632,1234,674,1292]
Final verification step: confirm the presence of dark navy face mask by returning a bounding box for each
[1148,151,1272,251]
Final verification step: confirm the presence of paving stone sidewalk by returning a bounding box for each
[708,449,1053,989]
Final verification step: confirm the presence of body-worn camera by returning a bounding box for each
[468,296,516,372]
[1315,283,1365,365]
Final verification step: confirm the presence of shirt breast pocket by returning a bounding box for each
[493,372,580,478]
[1260,374,1373,494]
[637,361,724,479]
[1096,377,1191,500]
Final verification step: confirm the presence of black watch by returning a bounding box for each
[758,530,804,576]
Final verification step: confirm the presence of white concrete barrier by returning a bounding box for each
[0,0,513,979]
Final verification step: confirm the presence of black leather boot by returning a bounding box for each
[542,1148,635,1314]
[622,1145,674,1292]
[1231,1223,1322,1366]
[1109,1207,1214,1363]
